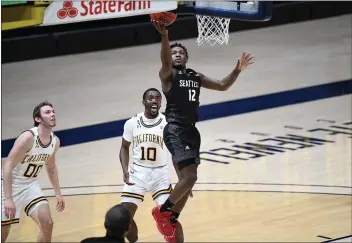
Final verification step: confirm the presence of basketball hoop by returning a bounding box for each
[195,15,231,46]
[176,1,271,47]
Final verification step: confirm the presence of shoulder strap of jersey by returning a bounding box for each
[17,128,36,153]
[18,129,35,138]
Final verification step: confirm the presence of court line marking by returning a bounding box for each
[43,190,352,198]
[41,183,352,197]
[321,235,352,243]
[41,182,352,191]
[319,235,333,240]
[2,79,351,158]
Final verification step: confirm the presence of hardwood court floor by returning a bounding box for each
[6,191,352,242]
[5,95,351,243]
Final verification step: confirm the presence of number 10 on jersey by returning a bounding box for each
[141,147,156,161]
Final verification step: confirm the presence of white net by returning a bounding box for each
[196,15,231,46]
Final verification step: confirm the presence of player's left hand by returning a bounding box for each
[235,52,254,72]
[151,19,168,36]
[56,194,65,212]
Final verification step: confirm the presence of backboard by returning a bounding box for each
[176,1,272,21]
[175,1,273,46]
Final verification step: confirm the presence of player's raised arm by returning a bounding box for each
[199,52,254,91]
[152,20,173,85]
[3,131,33,219]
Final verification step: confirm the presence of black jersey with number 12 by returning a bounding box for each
[163,68,201,125]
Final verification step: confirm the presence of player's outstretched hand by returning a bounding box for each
[235,52,254,72]
[56,195,65,212]
[4,199,16,220]
[123,171,135,185]
[151,20,168,36]
[189,191,193,198]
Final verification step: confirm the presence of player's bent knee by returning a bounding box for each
[30,202,53,231]
[39,216,54,233]
[43,216,54,227]
[178,158,198,184]
[184,172,197,185]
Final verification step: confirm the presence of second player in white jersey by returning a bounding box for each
[119,88,184,243]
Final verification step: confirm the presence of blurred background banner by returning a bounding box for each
[40,1,177,26]
[1,1,177,30]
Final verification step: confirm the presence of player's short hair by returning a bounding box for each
[104,204,132,238]
[170,42,189,59]
[33,101,53,127]
[142,88,161,101]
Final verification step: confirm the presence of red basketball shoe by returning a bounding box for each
[152,205,174,236]
[164,234,177,243]
[164,223,177,243]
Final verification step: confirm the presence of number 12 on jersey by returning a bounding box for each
[140,147,156,161]
[189,89,196,101]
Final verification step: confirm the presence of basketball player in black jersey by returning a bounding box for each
[151,20,254,238]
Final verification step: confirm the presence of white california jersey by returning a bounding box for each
[12,127,56,185]
[123,112,170,168]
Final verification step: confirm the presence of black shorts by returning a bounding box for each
[163,122,201,165]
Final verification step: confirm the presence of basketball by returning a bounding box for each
[150,12,177,26]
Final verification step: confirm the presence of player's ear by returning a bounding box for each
[142,100,146,106]
[34,116,41,124]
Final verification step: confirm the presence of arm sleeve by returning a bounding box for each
[122,118,134,142]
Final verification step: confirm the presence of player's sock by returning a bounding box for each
[160,199,174,212]
[170,212,180,224]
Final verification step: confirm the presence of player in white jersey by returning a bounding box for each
[1,101,65,243]
[119,88,185,243]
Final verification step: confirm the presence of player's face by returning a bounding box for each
[171,47,187,69]
[37,105,56,127]
[144,91,161,118]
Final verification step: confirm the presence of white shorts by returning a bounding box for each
[121,163,172,206]
[1,181,48,226]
